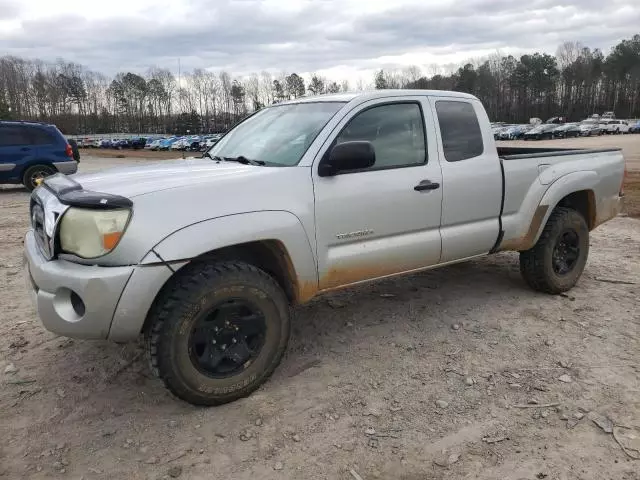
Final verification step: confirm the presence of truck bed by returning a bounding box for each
[495,146,625,252]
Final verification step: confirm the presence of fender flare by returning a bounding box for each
[500,171,597,252]
[141,210,319,301]
[530,171,597,247]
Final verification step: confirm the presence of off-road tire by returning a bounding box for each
[519,207,589,294]
[145,261,291,406]
[22,164,56,191]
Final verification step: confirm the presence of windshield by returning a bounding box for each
[207,102,345,166]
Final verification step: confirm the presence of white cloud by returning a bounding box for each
[1,0,638,83]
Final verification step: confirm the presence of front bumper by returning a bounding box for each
[24,230,179,341]
[24,230,134,339]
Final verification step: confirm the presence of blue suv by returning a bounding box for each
[0,121,79,191]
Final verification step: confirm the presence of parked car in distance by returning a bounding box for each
[147,138,165,150]
[579,120,602,136]
[24,90,626,406]
[630,120,640,133]
[600,120,630,134]
[552,123,581,138]
[0,120,78,190]
[523,123,557,140]
[493,125,513,140]
[158,137,179,150]
[129,137,147,149]
[511,124,533,139]
[200,135,223,151]
[546,116,567,124]
[170,137,187,151]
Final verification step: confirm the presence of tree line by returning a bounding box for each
[1,34,639,135]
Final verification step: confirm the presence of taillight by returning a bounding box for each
[65,144,73,158]
[620,164,627,196]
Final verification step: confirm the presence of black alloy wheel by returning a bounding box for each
[188,299,267,378]
[551,230,580,276]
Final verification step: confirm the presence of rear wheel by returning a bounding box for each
[22,164,56,191]
[145,261,291,406]
[519,207,589,294]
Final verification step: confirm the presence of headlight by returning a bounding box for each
[59,207,131,258]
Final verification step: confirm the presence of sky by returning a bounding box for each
[1,0,639,84]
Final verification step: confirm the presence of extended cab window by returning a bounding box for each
[0,127,30,147]
[435,101,484,162]
[336,103,426,169]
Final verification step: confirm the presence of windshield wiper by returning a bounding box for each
[221,155,265,166]
[206,153,267,166]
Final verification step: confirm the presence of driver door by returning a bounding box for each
[312,97,443,290]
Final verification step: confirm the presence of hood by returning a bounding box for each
[71,158,269,198]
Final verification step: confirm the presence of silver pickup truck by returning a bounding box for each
[24,90,626,405]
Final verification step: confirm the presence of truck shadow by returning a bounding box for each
[282,253,525,371]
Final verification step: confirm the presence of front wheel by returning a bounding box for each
[519,207,589,294]
[22,164,56,191]
[145,261,291,406]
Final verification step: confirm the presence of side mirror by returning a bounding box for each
[318,141,376,177]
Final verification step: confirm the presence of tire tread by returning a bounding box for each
[145,260,290,405]
[519,207,588,294]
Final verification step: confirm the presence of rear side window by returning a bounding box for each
[0,126,31,147]
[30,128,57,145]
[435,101,484,162]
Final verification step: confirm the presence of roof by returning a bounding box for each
[279,89,479,106]
[0,120,54,128]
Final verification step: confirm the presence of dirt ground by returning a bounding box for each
[1,138,639,480]
[83,148,189,160]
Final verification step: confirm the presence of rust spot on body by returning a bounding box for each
[321,263,404,291]
[498,205,549,252]
[297,280,319,304]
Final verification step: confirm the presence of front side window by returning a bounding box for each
[435,101,484,162]
[335,103,426,169]
[209,102,345,166]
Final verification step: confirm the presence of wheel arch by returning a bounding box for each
[500,172,598,252]
[138,211,318,330]
[19,160,56,178]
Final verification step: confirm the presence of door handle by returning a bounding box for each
[414,180,440,191]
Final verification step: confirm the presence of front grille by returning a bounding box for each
[29,186,67,260]
[31,201,52,258]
